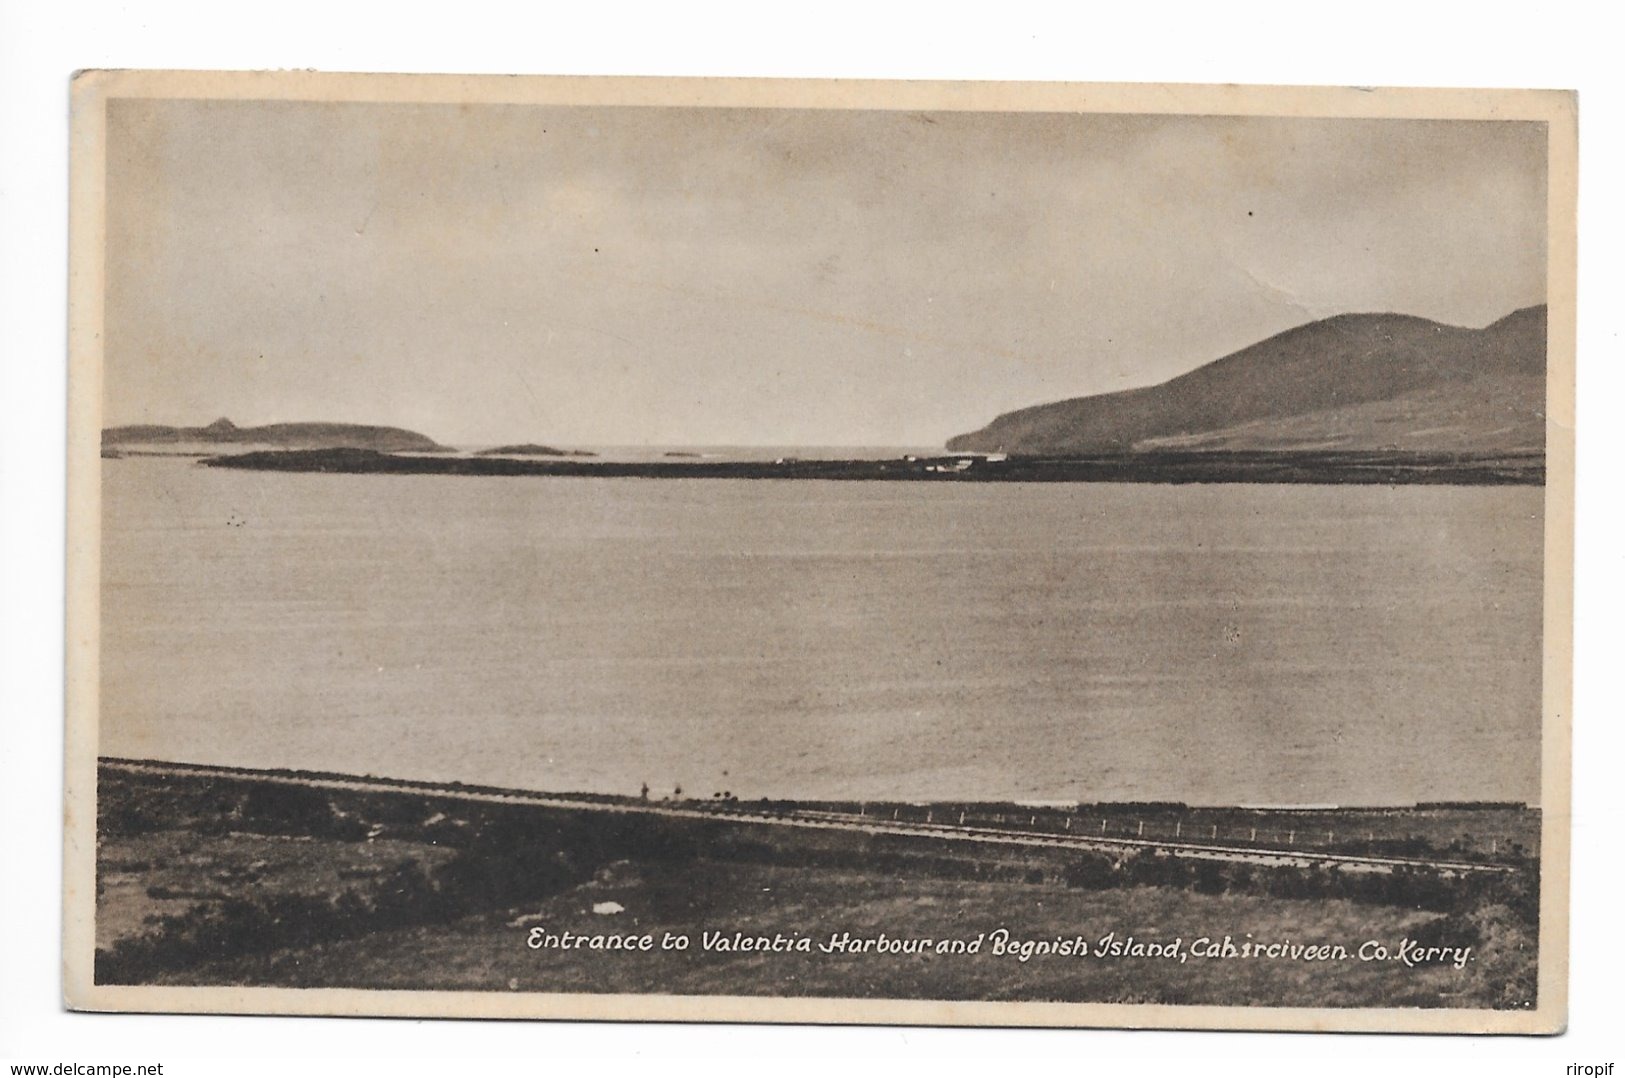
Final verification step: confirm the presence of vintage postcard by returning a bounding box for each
[63,71,1575,1032]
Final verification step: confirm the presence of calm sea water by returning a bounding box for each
[100,458,1544,806]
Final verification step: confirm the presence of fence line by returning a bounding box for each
[756,804,1532,863]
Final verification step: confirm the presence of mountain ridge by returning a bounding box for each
[946,306,1547,456]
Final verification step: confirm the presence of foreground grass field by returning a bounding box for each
[94,763,1539,1008]
[148,857,1531,1008]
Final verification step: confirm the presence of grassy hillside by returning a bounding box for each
[95,762,1539,1008]
[947,306,1546,456]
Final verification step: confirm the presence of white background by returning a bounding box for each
[2,2,1619,1074]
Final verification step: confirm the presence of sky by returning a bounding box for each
[103,101,1548,447]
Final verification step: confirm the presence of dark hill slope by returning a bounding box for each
[946,306,1546,455]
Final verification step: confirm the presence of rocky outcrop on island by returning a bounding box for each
[103,417,445,453]
[473,443,598,458]
[946,306,1547,457]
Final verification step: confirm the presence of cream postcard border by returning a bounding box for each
[62,70,1578,1033]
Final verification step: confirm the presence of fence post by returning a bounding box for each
[1137,820,1144,838]
[926,810,932,824]
[1064,817,1071,831]
[1211,824,1218,839]
[1175,820,1182,838]
[1100,819,1107,835]
[959,810,965,826]
[1288,829,1295,845]
[1250,827,1257,842]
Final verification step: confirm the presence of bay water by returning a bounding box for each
[100,457,1544,806]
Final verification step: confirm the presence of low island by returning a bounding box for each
[200,446,1542,485]
[474,443,598,458]
[103,417,447,453]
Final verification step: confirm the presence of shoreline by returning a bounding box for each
[98,757,1539,869]
[194,447,1546,486]
[98,756,1536,816]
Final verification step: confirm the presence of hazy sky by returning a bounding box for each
[104,101,1547,446]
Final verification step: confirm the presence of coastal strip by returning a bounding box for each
[99,758,1518,875]
[197,447,1546,485]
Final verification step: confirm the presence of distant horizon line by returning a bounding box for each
[100,299,1549,447]
[101,423,948,452]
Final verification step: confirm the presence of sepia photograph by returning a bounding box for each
[61,71,1574,1033]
